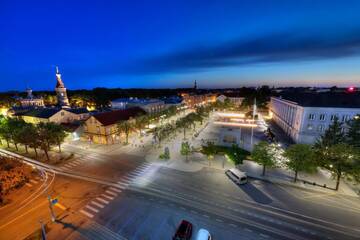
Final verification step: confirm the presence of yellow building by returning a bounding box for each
[18,108,89,124]
[83,107,145,144]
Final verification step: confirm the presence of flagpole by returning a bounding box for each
[250,98,256,150]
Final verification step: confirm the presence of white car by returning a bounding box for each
[196,228,212,240]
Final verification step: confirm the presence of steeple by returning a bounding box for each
[26,88,33,99]
[194,80,197,91]
[55,66,70,108]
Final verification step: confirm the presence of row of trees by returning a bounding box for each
[251,116,360,190]
[0,116,67,161]
[116,106,180,144]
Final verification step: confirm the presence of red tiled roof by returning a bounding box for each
[93,107,146,126]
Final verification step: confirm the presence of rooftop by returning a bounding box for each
[93,107,146,126]
[275,92,360,108]
[111,98,164,105]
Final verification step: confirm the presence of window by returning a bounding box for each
[61,111,64,116]
[317,124,324,132]
[330,114,338,121]
[319,114,326,121]
[307,124,313,131]
[342,115,350,122]
[308,113,315,120]
[96,126,100,134]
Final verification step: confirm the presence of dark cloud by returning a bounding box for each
[129,30,360,74]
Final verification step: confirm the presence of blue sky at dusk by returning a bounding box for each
[1,0,360,91]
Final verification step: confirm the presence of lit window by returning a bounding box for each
[308,114,315,120]
[307,124,313,130]
[319,114,326,121]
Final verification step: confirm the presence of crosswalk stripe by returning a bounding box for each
[102,194,114,200]
[127,172,141,177]
[117,181,129,187]
[122,176,133,181]
[116,184,126,190]
[30,179,38,184]
[80,209,94,218]
[73,160,83,164]
[85,205,99,213]
[68,163,78,167]
[109,187,122,193]
[105,190,118,196]
[25,183,32,187]
[96,197,109,204]
[91,201,105,208]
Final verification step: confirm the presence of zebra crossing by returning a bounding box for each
[80,162,153,219]
[59,158,86,171]
[25,176,43,188]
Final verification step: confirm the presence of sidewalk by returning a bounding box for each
[238,160,359,197]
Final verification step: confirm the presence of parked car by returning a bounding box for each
[225,168,248,185]
[196,228,212,240]
[173,220,193,240]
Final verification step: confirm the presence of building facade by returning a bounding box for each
[19,88,44,107]
[181,93,217,108]
[111,98,166,114]
[83,107,146,144]
[270,96,360,144]
[19,108,89,124]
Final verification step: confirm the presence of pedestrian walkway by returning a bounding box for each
[79,162,154,219]
[239,160,359,197]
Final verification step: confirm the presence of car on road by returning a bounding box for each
[196,228,212,240]
[173,220,193,240]
[226,168,247,185]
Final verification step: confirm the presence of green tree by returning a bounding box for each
[7,118,27,151]
[134,114,147,136]
[316,143,358,190]
[49,123,67,152]
[36,122,54,161]
[346,115,360,149]
[251,141,276,176]
[117,120,133,144]
[226,144,249,166]
[17,123,37,154]
[180,141,191,162]
[0,116,11,147]
[315,116,345,148]
[284,144,317,182]
[201,141,217,166]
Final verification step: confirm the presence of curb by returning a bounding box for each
[246,173,359,197]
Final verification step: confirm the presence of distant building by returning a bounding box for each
[181,93,217,108]
[55,66,70,108]
[19,88,44,108]
[111,98,165,114]
[217,93,244,106]
[270,92,360,144]
[17,107,89,124]
[83,107,146,144]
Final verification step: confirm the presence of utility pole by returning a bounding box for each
[40,220,47,240]
[47,195,56,222]
[250,98,256,149]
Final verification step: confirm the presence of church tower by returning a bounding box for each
[55,66,70,108]
[194,80,197,91]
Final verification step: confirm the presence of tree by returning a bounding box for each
[226,144,249,166]
[0,116,11,147]
[48,123,67,152]
[180,141,191,162]
[284,144,317,182]
[346,115,360,149]
[134,114,147,136]
[201,141,217,166]
[7,118,27,151]
[316,143,358,190]
[315,116,345,148]
[251,141,276,176]
[17,123,36,154]
[117,121,133,144]
[36,122,54,161]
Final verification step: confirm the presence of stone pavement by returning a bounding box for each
[238,160,359,197]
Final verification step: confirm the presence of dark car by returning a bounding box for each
[173,220,193,240]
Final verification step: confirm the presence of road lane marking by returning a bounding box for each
[91,201,105,208]
[109,187,122,193]
[96,197,109,204]
[85,205,99,213]
[102,194,114,200]
[80,209,94,218]
[105,190,118,196]
[30,179,38,184]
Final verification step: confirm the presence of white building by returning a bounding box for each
[217,93,244,106]
[111,98,165,114]
[270,93,360,144]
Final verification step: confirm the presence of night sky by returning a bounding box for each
[1,0,360,91]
